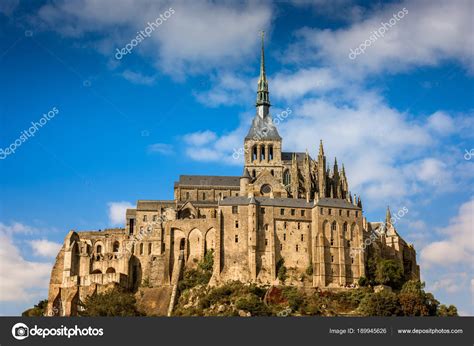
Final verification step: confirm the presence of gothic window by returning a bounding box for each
[148,243,152,255]
[252,145,257,161]
[139,243,144,255]
[260,146,265,161]
[283,169,291,186]
[96,244,102,254]
[269,145,273,160]
[113,241,119,252]
[331,221,337,231]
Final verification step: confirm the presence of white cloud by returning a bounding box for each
[147,143,174,155]
[194,73,254,107]
[421,197,474,266]
[121,70,156,85]
[427,111,455,136]
[28,239,62,258]
[183,130,218,146]
[286,0,474,77]
[0,224,54,302]
[430,272,470,294]
[107,201,133,226]
[0,222,36,235]
[35,0,273,79]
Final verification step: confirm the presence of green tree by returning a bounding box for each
[276,258,287,282]
[79,288,142,316]
[375,259,404,289]
[22,299,48,317]
[398,280,439,316]
[437,304,458,317]
[359,291,400,316]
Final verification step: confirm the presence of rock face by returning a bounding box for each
[45,37,419,317]
[135,287,173,316]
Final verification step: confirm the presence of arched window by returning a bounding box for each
[148,243,152,255]
[96,244,102,254]
[91,269,102,274]
[343,222,348,236]
[269,145,273,160]
[113,241,120,252]
[139,243,144,255]
[283,170,291,187]
[106,267,115,274]
[252,145,257,161]
[331,221,337,231]
[270,169,274,176]
[260,146,265,161]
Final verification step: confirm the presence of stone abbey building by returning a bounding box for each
[47,36,419,316]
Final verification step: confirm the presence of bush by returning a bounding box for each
[437,304,458,317]
[22,299,48,317]
[79,288,142,316]
[375,259,404,289]
[398,280,439,316]
[236,294,270,316]
[281,287,304,311]
[178,250,214,293]
[358,276,368,287]
[276,259,287,282]
[359,291,400,316]
[305,264,313,276]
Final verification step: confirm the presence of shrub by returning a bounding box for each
[359,291,400,316]
[79,288,142,316]
[22,299,48,317]
[375,259,404,289]
[305,264,313,276]
[358,276,368,287]
[281,287,304,311]
[276,259,287,282]
[437,304,458,317]
[398,280,439,316]
[236,294,270,316]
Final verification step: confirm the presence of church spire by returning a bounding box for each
[385,206,392,226]
[256,31,270,118]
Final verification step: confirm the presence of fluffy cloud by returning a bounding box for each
[121,70,156,85]
[107,201,133,226]
[28,239,62,258]
[34,0,273,79]
[421,197,474,266]
[183,130,218,146]
[287,0,474,77]
[0,223,54,302]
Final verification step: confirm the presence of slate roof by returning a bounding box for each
[175,175,241,187]
[316,198,361,210]
[281,152,309,162]
[137,200,175,211]
[245,114,281,141]
[219,196,360,209]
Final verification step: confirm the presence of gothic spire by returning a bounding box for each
[256,31,270,117]
[318,139,325,156]
[385,206,392,225]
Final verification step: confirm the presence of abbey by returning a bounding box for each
[47,35,419,316]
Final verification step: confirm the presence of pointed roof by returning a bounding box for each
[256,31,270,108]
[386,206,392,225]
[318,139,325,156]
[245,115,281,140]
[242,168,251,179]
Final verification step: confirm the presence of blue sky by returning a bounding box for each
[0,0,473,316]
